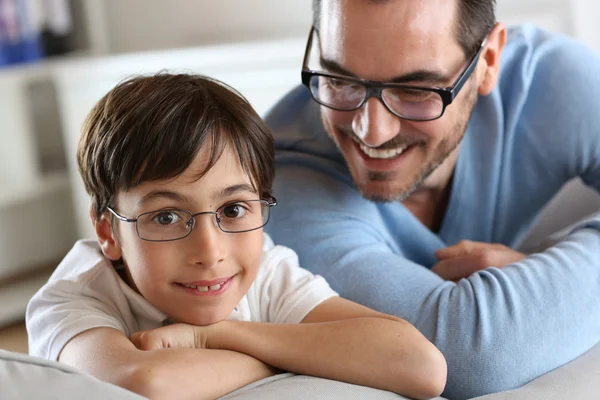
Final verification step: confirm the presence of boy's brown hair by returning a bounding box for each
[77,73,275,219]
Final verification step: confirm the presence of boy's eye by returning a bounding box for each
[221,204,247,219]
[152,211,182,225]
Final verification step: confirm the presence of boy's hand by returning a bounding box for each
[131,323,219,351]
[432,240,526,281]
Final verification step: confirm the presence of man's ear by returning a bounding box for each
[91,208,122,261]
[477,22,507,96]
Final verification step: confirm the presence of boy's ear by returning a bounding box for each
[477,22,507,96]
[91,208,122,261]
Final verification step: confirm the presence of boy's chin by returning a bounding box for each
[171,309,231,327]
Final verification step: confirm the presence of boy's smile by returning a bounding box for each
[177,274,236,296]
[99,143,264,326]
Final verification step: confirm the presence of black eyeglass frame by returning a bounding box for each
[301,26,489,122]
[106,198,277,243]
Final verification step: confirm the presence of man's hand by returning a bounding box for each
[131,323,220,351]
[432,240,527,281]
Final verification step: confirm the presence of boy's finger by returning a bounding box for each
[130,331,160,350]
[130,332,142,348]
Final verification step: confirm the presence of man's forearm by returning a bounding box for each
[209,318,446,399]
[350,221,600,398]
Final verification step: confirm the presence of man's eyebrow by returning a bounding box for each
[214,183,257,199]
[137,190,190,207]
[319,57,451,85]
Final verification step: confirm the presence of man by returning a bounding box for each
[265,0,600,398]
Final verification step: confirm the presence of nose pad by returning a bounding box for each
[186,215,196,231]
[352,97,401,148]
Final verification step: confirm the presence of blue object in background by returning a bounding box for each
[0,35,43,66]
[0,0,44,68]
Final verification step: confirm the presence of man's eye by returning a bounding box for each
[326,77,355,90]
[152,211,182,225]
[329,78,345,87]
[400,89,435,101]
[221,204,247,219]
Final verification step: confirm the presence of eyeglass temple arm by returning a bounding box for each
[302,27,316,70]
[106,207,137,223]
[449,38,488,101]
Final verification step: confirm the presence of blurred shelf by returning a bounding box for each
[0,171,77,281]
[0,172,70,209]
[0,270,53,327]
[0,51,91,82]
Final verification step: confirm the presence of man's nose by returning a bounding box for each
[187,215,226,269]
[352,97,401,147]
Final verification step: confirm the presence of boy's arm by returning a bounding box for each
[58,327,276,400]
[135,297,447,400]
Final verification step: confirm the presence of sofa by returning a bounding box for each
[2,339,600,400]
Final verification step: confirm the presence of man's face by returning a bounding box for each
[318,0,481,201]
[108,144,264,326]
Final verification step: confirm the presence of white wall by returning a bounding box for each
[81,0,600,56]
[100,0,312,54]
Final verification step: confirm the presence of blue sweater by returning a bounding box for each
[265,25,600,399]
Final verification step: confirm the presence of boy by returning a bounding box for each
[27,74,446,400]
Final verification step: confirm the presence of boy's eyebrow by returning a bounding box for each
[136,184,258,208]
[319,57,451,85]
[137,190,190,207]
[215,183,258,199]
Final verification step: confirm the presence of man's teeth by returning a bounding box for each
[183,283,223,292]
[359,143,407,159]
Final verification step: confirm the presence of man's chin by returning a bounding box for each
[355,181,415,203]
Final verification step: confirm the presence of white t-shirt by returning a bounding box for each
[26,234,337,361]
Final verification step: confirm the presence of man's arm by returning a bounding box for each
[58,327,275,400]
[267,164,600,399]
[132,297,447,400]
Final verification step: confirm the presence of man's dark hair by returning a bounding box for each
[312,0,496,56]
[78,73,275,219]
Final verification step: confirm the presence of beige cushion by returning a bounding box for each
[0,350,145,400]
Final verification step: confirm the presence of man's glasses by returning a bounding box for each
[107,198,277,242]
[301,26,488,121]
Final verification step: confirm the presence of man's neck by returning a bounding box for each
[402,148,459,232]
[402,179,453,232]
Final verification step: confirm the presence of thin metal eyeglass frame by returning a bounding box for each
[106,198,277,242]
[300,26,488,121]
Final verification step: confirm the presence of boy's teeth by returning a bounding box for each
[193,283,223,292]
[359,143,407,159]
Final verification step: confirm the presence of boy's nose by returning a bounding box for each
[187,216,226,268]
[352,98,402,148]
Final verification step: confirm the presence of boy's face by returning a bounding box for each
[96,144,264,326]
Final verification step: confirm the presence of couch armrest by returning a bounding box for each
[471,341,600,400]
[0,350,146,400]
[221,372,448,400]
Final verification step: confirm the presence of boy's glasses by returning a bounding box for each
[106,198,276,242]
